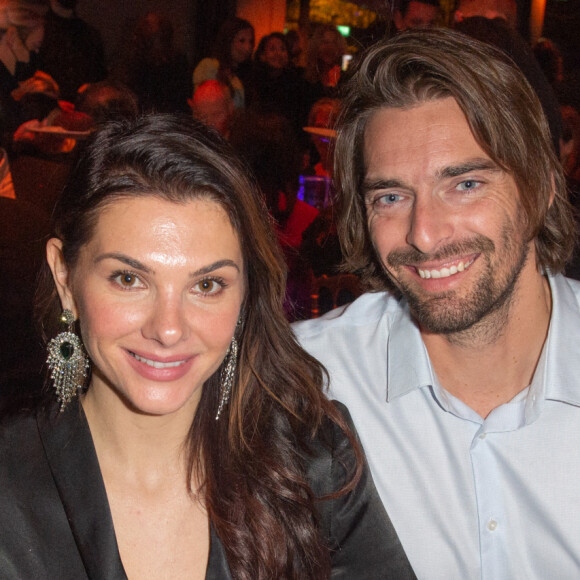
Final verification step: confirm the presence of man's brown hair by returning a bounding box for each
[334,28,575,290]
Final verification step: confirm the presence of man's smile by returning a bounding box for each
[416,256,477,279]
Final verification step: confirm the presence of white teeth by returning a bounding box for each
[133,353,186,368]
[417,258,474,280]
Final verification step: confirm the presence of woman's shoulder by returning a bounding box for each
[0,404,39,450]
[0,399,119,579]
[307,401,417,578]
[303,401,356,497]
[0,404,53,511]
[0,400,59,478]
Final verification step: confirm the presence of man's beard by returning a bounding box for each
[385,227,530,336]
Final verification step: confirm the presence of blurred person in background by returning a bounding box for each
[303,24,345,102]
[112,12,190,114]
[39,0,105,102]
[394,0,440,31]
[230,111,319,319]
[193,17,254,110]
[0,0,59,149]
[245,32,309,134]
[189,79,234,139]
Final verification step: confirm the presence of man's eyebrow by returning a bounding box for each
[437,159,501,179]
[362,178,407,199]
[95,253,151,273]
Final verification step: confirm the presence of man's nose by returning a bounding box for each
[406,195,454,255]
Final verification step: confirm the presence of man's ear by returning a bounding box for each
[46,238,77,317]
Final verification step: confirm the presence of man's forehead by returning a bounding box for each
[361,98,503,178]
[363,98,465,137]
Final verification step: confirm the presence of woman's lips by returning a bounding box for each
[126,350,195,381]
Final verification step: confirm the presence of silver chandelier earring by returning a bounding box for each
[46,309,90,411]
[215,335,239,421]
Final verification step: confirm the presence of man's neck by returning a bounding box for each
[421,266,552,419]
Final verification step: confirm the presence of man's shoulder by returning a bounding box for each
[293,290,402,341]
[551,274,580,312]
[559,274,580,293]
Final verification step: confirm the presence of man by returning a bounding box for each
[189,80,235,139]
[294,29,579,578]
[455,0,517,28]
[394,0,439,31]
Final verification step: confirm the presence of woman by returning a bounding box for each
[303,24,346,97]
[193,17,254,109]
[245,32,309,132]
[0,114,415,579]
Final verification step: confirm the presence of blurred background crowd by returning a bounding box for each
[1,0,579,398]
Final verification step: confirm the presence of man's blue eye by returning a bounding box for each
[378,193,402,205]
[457,180,480,191]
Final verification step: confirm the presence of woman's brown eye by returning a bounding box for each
[200,279,215,292]
[195,278,224,295]
[118,273,137,287]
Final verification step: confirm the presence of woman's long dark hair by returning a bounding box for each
[212,17,254,71]
[36,114,361,579]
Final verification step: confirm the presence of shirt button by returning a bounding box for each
[487,519,498,531]
[479,433,487,440]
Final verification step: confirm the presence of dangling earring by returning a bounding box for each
[215,335,238,421]
[46,309,90,411]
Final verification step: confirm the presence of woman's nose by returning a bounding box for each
[142,293,188,347]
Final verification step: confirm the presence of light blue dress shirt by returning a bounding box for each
[294,274,580,579]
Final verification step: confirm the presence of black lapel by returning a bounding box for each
[36,399,127,580]
[206,523,234,579]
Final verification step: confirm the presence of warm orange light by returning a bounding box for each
[237,0,287,49]
[530,0,547,45]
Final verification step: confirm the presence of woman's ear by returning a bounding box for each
[46,238,77,317]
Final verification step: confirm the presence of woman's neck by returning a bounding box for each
[81,385,196,490]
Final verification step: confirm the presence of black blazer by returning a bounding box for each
[0,399,415,579]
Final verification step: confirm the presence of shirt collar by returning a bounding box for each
[540,274,580,406]
[385,274,580,409]
[386,299,435,402]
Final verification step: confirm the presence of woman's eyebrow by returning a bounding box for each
[190,260,240,277]
[94,253,151,272]
[94,255,240,277]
